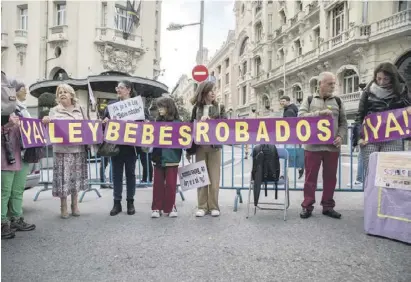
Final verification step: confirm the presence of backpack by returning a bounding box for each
[1,72,17,116]
[251,144,281,205]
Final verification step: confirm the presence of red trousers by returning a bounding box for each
[302,150,339,212]
[152,166,178,213]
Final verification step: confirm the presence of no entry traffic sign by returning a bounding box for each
[192,65,209,82]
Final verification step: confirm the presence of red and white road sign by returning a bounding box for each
[192,65,209,82]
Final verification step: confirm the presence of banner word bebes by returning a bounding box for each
[362,108,411,143]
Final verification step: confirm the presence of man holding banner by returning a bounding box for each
[298,72,347,219]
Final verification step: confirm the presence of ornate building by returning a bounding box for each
[205,0,411,120]
[1,0,162,114]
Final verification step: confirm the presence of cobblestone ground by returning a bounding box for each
[2,187,410,282]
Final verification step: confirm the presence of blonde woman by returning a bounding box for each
[42,84,88,218]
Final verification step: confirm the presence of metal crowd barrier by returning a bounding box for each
[35,126,368,210]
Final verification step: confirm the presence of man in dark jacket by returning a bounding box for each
[280,95,304,179]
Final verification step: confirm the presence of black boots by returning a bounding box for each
[110,200,122,216]
[127,199,135,215]
[1,222,15,239]
[110,200,135,216]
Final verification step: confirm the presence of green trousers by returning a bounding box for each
[1,162,29,222]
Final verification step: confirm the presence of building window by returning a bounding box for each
[398,1,408,11]
[343,69,359,94]
[277,48,285,62]
[225,58,229,68]
[294,39,302,56]
[313,27,320,48]
[225,73,230,85]
[115,6,133,32]
[280,10,287,25]
[268,51,272,71]
[255,0,262,14]
[268,14,273,34]
[239,37,249,56]
[296,0,303,11]
[293,85,303,103]
[332,3,345,37]
[101,3,107,27]
[217,78,221,89]
[255,22,263,42]
[242,85,247,105]
[255,57,262,76]
[56,3,66,26]
[262,95,270,110]
[310,79,318,94]
[242,61,247,77]
[19,8,28,30]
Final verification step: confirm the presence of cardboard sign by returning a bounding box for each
[107,96,145,121]
[178,160,210,191]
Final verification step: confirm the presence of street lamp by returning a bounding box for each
[167,0,205,64]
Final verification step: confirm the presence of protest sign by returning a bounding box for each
[178,160,210,191]
[362,108,411,143]
[193,116,335,145]
[107,96,145,121]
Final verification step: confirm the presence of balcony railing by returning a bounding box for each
[370,9,411,38]
[340,92,361,103]
[14,29,28,46]
[95,27,143,51]
[1,32,8,49]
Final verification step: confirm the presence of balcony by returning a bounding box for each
[306,0,319,15]
[1,33,8,50]
[13,30,28,47]
[94,27,143,51]
[48,25,68,45]
[368,9,411,42]
[339,92,361,113]
[153,59,161,71]
[237,73,251,86]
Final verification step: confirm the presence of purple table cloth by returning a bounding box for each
[364,152,411,244]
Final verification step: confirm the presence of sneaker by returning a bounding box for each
[151,210,161,218]
[1,222,15,239]
[10,217,36,231]
[169,211,178,218]
[211,210,220,217]
[195,209,206,217]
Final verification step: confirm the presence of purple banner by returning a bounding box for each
[362,108,411,143]
[193,117,335,145]
[104,120,193,149]
[20,118,103,148]
[19,118,50,148]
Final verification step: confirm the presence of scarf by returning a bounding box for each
[369,82,394,99]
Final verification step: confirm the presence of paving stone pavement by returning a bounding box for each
[2,187,410,282]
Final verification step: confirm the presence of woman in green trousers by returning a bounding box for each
[1,79,35,240]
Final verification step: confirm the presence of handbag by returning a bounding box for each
[97,142,120,156]
[23,147,45,163]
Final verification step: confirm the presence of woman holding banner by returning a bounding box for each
[187,81,227,217]
[102,80,149,216]
[42,84,88,219]
[353,62,411,179]
[1,77,36,239]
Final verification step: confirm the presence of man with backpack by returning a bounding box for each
[298,72,348,219]
[280,95,304,179]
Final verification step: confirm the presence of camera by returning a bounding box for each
[2,130,16,164]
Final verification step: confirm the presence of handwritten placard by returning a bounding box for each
[107,96,145,121]
[178,160,210,191]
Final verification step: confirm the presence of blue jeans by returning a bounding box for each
[111,153,138,201]
[356,149,364,182]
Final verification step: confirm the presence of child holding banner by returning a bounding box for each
[150,97,182,218]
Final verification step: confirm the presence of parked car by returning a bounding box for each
[25,162,41,190]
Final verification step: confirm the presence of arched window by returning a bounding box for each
[293,85,303,103]
[255,22,263,42]
[343,69,359,94]
[53,69,69,80]
[239,37,249,56]
[262,95,270,109]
